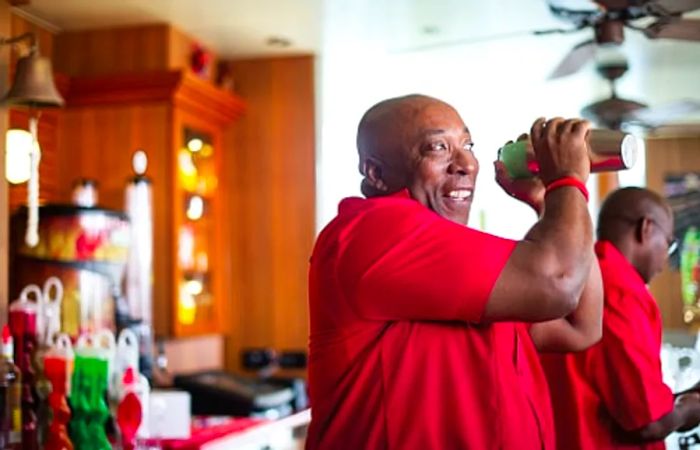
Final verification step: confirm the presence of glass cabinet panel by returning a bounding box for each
[176,128,218,330]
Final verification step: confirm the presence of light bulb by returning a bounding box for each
[187,138,203,153]
[186,196,204,221]
[5,129,36,184]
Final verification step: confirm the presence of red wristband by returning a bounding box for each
[545,176,589,202]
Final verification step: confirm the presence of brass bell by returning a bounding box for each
[1,48,64,108]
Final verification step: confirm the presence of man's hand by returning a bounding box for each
[531,117,591,185]
[677,393,700,432]
[494,134,544,215]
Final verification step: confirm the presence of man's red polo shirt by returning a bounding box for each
[307,190,555,450]
[540,241,675,450]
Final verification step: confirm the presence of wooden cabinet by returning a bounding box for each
[55,70,244,338]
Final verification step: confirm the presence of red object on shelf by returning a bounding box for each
[116,367,142,450]
[8,303,37,372]
[44,352,73,450]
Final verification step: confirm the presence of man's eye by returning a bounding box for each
[464,142,474,152]
[429,142,447,151]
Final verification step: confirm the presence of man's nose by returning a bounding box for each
[448,149,477,176]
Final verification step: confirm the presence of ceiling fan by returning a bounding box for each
[580,58,700,130]
[546,0,700,79]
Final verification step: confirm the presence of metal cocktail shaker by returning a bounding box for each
[498,129,638,179]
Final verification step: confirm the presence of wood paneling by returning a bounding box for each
[54,24,170,77]
[596,172,619,204]
[1,2,11,327]
[221,55,315,374]
[56,103,173,335]
[646,135,700,331]
[53,24,217,82]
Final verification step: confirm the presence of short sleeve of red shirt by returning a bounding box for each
[586,284,674,431]
[335,194,516,323]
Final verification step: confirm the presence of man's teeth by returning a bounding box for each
[448,190,472,199]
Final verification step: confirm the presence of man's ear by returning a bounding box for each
[637,217,653,244]
[362,158,389,192]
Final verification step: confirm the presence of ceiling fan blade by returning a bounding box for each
[644,18,700,40]
[648,0,700,14]
[548,39,596,79]
[547,3,603,25]
[625,99,700,127]
[392,29,554,54]
[595,0,641,9]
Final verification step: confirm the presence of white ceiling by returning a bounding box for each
[15,0,324,58]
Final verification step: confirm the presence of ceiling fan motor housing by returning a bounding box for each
[595,20,625,44]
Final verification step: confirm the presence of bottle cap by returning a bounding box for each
[123,367,136,385]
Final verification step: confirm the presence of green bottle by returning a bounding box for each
[69,354,110,450]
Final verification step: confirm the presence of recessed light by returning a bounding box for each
[266,36,292,48]
[422,25,440,35]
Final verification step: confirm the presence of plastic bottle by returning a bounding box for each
[116,367,142,450]
[113,330,150,439]
[498,129,639,179]
[0,326,22,449]
[69,342,110,450]
[43,334,73,450]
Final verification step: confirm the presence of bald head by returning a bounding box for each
[597,187,671,242]
[597,187,674,283]
[357,95,445,165]
[356,94,465,197]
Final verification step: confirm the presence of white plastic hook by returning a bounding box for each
[41,277,63,345]
[19,284,42,304]
[49,333,74,360]
[13,284,41,333]
[43,277,63,306]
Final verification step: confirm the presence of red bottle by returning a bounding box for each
[116,367,142,450]
[43,335,73,450]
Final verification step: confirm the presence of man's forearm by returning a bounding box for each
[525,187,593,298]
[529,258,603,352]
